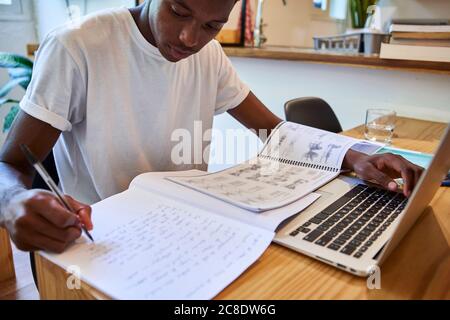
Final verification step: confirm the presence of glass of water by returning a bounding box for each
[364,109,396,144]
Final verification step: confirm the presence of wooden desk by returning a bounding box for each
[0,227,15,282]
[35,117,450,300]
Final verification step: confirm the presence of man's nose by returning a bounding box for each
[179,22,200,48]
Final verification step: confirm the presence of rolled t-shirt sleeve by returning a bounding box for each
[20,33,86,132]
[214,42,250,115]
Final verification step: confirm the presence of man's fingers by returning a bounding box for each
[77,209,93,230]
[65,195,93,231]
[10,234,40,252]
[26,213,82,243]
[15,228,68,253]
[28,231,69,253]
[400,168,415,197]
[362,163,398,191]
[379,155,422,197]
[27,194,79,228]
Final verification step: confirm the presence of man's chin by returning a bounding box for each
[164,54,183,63]
[157,50,180,62]
[161,44,195,62]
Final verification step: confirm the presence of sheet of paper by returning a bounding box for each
[131,170,321,232]
[168,158,328,212]
[351,140,384,155]
[41,189,274,300]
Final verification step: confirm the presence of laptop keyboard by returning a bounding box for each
[289,184,407,259]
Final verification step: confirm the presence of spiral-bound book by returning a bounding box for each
[168,122,379,212]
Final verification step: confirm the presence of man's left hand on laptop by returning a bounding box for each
[343,150,424,197]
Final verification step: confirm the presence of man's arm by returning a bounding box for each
[0,111,92,252]
[228,92,424,197]
[228,92,283,134]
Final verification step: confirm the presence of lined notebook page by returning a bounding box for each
[41,188,274,300]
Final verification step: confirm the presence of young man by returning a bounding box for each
[0,0,423,254]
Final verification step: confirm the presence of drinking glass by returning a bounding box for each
[364,109,396,144]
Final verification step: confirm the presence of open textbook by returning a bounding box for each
[40,171,321,300]
[168,122,380,212]
[40,122,379,300]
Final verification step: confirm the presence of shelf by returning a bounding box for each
[222,46,450,75]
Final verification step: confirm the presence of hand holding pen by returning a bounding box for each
[0,145,94,254]
[20,144,94,242]
[2,187,94,253]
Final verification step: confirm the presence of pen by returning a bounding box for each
[20,144,94,242]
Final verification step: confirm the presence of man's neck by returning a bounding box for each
[129,1,157,47]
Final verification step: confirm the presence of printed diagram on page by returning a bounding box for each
[176,157,328,207]
[261,123,349,168]
[169,122,360,211]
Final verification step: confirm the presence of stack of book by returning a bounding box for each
[380,22,450,63]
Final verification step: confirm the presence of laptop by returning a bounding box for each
[274,123,450,276]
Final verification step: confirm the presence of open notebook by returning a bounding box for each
[40,122,378,300]
[40,171,321,300]
[168,122,380,212]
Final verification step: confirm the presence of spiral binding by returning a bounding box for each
[259,155,339,173]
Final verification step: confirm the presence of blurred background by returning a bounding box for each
[0,0,449,170]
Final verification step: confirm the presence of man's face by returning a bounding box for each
[149,0,237,62]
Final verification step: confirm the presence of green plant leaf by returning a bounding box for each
[3,105,19,133]
[8,67,32,90]
[0,52,33,69]
[8,67,32,80]
[18,77,31,90]
[0,76,29,98]
[0,98,20,106]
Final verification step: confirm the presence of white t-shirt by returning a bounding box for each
[20,8,250,204]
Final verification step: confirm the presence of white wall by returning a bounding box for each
[33,0,135,41]
[259,0,450,47]
[374,0,450,32]
[227,57,450,127]
[379,0,450,20]
[257,0,347,47]
[0,0,36,54]
[0,0,37,145]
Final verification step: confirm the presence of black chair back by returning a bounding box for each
[284,97,343,133]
